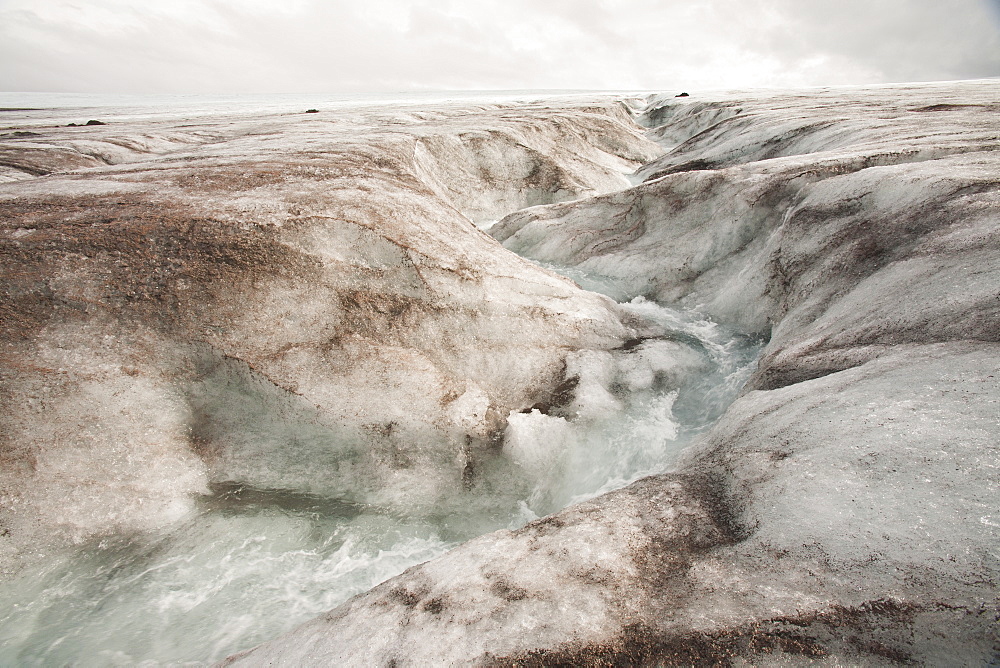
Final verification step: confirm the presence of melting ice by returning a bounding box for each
[0,263,762,666]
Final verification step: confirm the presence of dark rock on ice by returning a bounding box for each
[85,119,106,125]
[675,92,689,97]
[305,109,319,113]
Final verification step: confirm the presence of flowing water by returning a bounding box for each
[0,96,762,661]
[0,258,762,665]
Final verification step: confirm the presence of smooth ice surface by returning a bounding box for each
[0,91,641,126]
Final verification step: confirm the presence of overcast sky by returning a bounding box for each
[2,0,999,93]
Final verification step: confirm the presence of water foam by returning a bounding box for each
[0,264,762,665]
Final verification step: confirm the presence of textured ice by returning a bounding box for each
[1,94,752,663]
[2,80,998,665]
[232,81,1000,665]
[0,98,662,571]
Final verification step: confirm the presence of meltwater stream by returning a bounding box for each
[0,264,763,666]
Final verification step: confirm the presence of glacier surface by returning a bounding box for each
[235,82,999,665]
[0,81,997,665]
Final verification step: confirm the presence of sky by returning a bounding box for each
[1,0,999,94]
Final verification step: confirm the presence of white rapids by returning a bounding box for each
[0,264,761,666]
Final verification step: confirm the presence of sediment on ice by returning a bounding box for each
[1,82,997,666]
[0,99,662,573]
[231,81,1000,666]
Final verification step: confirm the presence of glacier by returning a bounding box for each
[0,81,997,665]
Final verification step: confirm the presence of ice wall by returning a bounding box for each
[0,99,662,572]
[494,83,1000,390]
[233,81,1000,665]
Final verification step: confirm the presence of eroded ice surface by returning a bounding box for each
[230,80,1000,666]
[505,265,762,517]
[6,80,997,665]
[0,95,659,566]
[0,277,760,666]
[0,94,762,665]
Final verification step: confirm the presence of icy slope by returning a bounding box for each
[234,81,1000,665]
[0,99,662,572]
[495,82,1000,390]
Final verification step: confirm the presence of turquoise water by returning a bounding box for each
[0,269,761,665]
[0,104,761,661]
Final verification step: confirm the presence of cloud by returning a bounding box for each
[759,0,1000,84]
[0,0,998,93]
